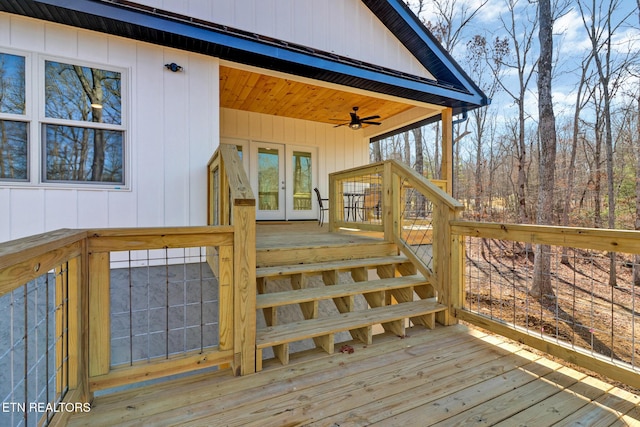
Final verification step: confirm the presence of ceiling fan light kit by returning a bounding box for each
[333,106,382,129]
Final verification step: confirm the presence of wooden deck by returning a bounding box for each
[256,221,384,249]
[68,324,640,427]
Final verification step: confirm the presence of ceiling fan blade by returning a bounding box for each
[359,115,380,121]
[334,123,348,128]
[362,121,381,125]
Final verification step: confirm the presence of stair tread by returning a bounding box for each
[256,275,427,309]
[256,299,446,348]
[256,255,409,278]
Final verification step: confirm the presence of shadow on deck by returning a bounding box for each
[68,324,640,426]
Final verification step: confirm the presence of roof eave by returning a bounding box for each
[0,0,487,113]
[362,0,489,109]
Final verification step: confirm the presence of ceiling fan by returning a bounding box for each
[333,107,382,130]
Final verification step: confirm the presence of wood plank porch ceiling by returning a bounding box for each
[220,66,425,126]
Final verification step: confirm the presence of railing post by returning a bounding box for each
[218,245,234,352]
[232,204,256,375]
[214,144,257,376]
[328,175,337,231]
[383,162,397,241]
[446,207,464,324]
[88,252,111,377]
[66,256,82,391]
[451,231,465,318]
[72,245,92,404]
[441,107,453,195]
[437,203,465,326]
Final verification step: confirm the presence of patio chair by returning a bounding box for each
[314,187,329,226]
[363,188,381,220]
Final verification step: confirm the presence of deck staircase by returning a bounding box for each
[255,235,447,369]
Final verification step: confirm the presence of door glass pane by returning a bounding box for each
[292,151,312,211]
[258,147,279,210]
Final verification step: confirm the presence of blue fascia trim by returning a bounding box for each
[383,0,488,105]
[35,0,485,107]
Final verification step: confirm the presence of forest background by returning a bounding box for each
[374,0,640,231]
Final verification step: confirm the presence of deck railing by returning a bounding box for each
[84,227,239,391]
[0,145,257,426]
[0,229,87,427]
[329,160,464,325]
[0,226,255,426]
[3,153,640,426]
[329,161,640,389]
[451,221,640,389]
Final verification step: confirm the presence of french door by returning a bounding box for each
[249,142,316,221]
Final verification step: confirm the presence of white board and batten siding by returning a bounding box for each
[119,0,435,81]
[0,2,388,243]
[0,14,219,242]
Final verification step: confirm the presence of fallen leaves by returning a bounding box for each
[339,344,355,354]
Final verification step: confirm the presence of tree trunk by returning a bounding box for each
[634,95,640,285]
[530,0,556,299]
[561,57,592,264]
[403,131,411,166]
[434,122,441,178]
[372,140,382,162]
[594,120,603,228]
[516,98,529,225]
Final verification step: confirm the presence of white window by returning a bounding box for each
[0,51,127,187]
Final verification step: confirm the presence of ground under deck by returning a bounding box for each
[68,324,640,426]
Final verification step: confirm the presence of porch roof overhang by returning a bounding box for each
[0,0,489,128]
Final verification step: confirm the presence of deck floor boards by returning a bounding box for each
[68,324,640,427]
[255,222,384,250]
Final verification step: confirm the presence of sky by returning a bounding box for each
[410,0,640,127]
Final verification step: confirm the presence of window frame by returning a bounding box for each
[38,56,128,188]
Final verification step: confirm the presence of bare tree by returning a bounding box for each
[466,34,509,216]
[489,0,539,226]
[413,0,488,53]
[578,0,637,287]
[561,55,595,264]
[530,0,557,299]
[408,0,485,186]
[371,140,382,163]
[634,93,640,285]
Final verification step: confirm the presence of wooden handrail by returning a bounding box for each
[0,229,87,296]
[218,144,255,205]
[451,220,640,253]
